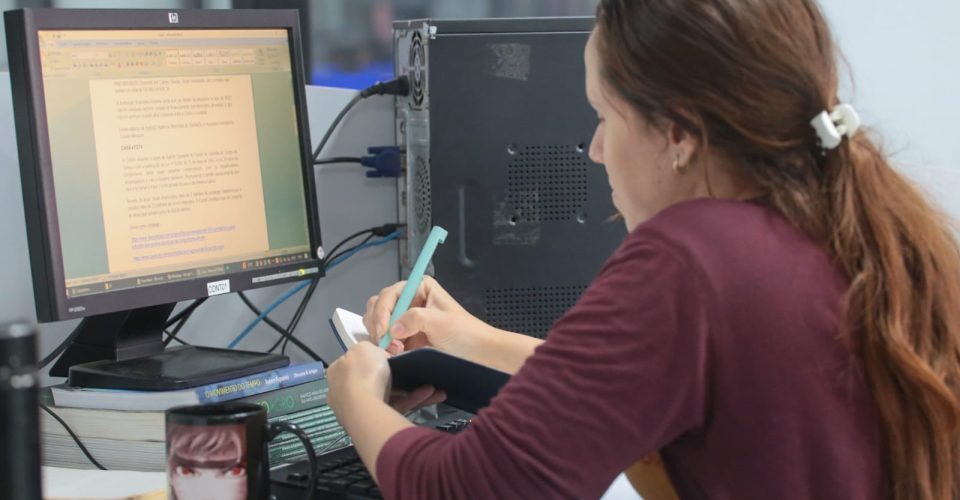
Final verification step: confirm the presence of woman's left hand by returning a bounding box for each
[327,341,392,420]
[327,342,447,422]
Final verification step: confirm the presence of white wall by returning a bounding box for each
[822,0,960,216]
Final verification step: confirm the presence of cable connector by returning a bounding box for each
[360,146,402,178]
[359,76,411,98]
[371,223,406,237]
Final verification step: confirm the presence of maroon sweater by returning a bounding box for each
[377,199,883,499]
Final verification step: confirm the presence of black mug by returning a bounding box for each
[166,402,317,500]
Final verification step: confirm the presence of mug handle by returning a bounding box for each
[268,421,318,500]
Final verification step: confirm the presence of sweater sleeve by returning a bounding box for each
[376,230,712,499]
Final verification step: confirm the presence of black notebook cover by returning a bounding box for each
[387,347,510,414]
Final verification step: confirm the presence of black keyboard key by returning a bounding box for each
[347,472,368,481]
[328,478,351,492]
[368,486,384,499]
[352,480,374,490]
[316,462,340,473]
[348,482,371,494]
[287,472,309,483]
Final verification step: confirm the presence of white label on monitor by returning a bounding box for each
[206,279,231,296]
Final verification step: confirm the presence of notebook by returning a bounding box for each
[330,308,371,351]
[329,308,510,413]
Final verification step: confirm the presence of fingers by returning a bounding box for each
[363,294,379,342]
[419,276,450,309]
[421,388,447,407]
[365,278,438,338]
[385,339,404,356]
[389,385,446,414]
[363,276,448,346]
[369,281,408,339]
[363,285,398,344]
[419,275,438,296]
[390,394,420,415]
[390,307,443,341]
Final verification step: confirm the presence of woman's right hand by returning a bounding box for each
[364,275,491,358]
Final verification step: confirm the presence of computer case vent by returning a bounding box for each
[507,144,589,224]
[412,154,432,233]
[485,285,587,339]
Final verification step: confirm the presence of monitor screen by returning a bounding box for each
[40,28,312,299]
[7,9,322,323]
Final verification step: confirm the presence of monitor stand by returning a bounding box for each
[50,303,289,391]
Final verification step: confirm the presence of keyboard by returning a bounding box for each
[271,409,472,499]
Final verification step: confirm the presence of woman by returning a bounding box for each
[327,0,960,498]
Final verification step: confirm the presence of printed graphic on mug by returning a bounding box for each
[167,423,248,500]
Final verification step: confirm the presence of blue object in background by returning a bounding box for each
[311,60,394,90]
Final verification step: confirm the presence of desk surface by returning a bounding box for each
[42,465,640,499]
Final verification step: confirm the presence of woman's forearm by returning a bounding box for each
[464,327,543,375]
[338,394,413,484]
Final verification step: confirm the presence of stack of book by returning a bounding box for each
[40,361,351,471]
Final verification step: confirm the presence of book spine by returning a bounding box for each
[193,362,325,404]
[233,377,349,465]
[234,377,328,418]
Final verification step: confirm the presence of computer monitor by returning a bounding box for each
[5,8,323,389]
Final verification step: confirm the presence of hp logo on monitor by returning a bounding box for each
[168,13,179,23]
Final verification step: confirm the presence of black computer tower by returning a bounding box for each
[394,17,625,338]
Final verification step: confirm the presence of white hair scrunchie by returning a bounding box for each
[810,103,861,150]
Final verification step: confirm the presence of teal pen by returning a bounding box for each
[379,226,448,349]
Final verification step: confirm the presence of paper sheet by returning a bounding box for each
[42,466,166,500]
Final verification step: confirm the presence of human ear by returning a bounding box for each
[665,110,702,167]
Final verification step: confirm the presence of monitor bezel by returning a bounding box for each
[6,8,323,322]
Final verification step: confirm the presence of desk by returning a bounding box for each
[269,472,642,500]
[42,460,641,499]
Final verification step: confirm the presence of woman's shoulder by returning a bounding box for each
[630,198,813,259]
[642,198,784,236]
[615,199,837,294]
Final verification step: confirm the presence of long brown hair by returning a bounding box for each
[594,0,960,498]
